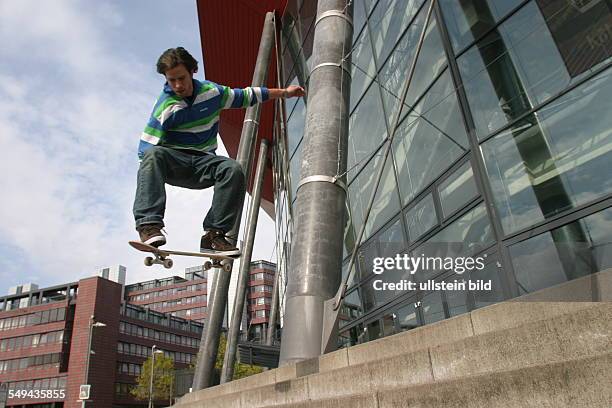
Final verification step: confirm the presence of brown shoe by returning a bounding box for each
[200,230,240,255]
[137,224,166,247]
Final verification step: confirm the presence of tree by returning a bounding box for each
[131,353,175,403]
[215,334,263,381]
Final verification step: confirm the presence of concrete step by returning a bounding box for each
[312,304,611,400]
[269,352,612,408]
[176,299,602,406]
[175,302,611,408]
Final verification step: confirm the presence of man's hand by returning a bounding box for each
[284,85,306,98]
[269,86,306,99]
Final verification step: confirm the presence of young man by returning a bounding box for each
[133,47,304,254]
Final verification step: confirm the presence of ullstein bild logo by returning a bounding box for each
[371,254,492,292]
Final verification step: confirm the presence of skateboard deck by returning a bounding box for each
[129,241,239,270]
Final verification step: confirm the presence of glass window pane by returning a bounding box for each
[342,260,359,290]
[353,0,367,41]
[444,276,468,317]
[459,1,612,140]
[357,241,378,282]
[439,0,522,52]
[350,30,376,111]
[509,206,612,295]
[381,312,397,337]
[428,202,494,254]
[379,218,407,258]
[351,322,367,345]
[286,89,305,157]
[338,329,352,348]
[535,0,612,78]
[395,302,419,331]
[340,288,363,328]
[348,83,387,180]
[344,200,358,258]
[289,139,303,201]
[405,193,437,241]
[379,1,430,122]
[482,69,612,235]
[349,152,400,239]
[438,161,479,218]
[470,258,506,309]
[421,291,444,324]
[393,70,469,205]
[417,203,494,281]
[365,319,382,341]
[403,13,447,110]
[369,0,425,65]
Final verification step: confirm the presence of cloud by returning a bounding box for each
[0,0,277,294]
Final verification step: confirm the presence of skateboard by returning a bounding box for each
[128,241,239,271]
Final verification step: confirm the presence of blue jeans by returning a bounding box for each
[133,146,245,233]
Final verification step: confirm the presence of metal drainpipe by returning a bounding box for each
[191,12,275,390]
[278,0,353,365]
[221,138,270,383]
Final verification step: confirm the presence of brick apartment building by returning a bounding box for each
[0,260,279,407]
[124,266,208,324]
[246,260,277,344]
[0,275,203,408]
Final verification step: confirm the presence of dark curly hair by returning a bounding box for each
[156,47,198,74]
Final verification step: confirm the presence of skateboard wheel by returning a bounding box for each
[223,263,232,272]
[163,259,173,269]
[144,257,154,267]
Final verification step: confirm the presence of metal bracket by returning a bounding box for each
[243,118,259,126]
[296,175,347,194]
[315,10,353,28]
[309,61,352,81]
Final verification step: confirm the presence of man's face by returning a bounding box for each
[164,64,194,98]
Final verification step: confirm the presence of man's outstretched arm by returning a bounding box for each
[268,85,306,99]
[218,84,306,110]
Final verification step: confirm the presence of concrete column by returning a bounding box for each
[221,138,269,383]
[192,12,275,390]
[279,0,353,365]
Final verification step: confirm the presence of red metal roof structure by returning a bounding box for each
[196,0,289,214]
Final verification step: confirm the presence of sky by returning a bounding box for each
[0,0,277,294]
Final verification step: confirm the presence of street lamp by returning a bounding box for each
[83,315,106,408]
[148,345,164,408]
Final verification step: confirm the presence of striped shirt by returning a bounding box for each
[138,79,269,159]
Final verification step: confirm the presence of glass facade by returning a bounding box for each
[275,0,612,348]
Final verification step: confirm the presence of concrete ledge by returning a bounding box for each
[347,313,474,366]
[179,391,241,408]
[469,301,598,335]
[318,346,349,373]
[377,352,612,408]
[431,302,612,382]
[174,272,612,407]
[239,377,309,408]
[469,269,612,335]
[272,393,379,408]
[176,367,278,404]
[274,360,301,383]
[368,348,433,391]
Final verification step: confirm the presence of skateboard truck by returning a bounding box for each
[144,253,174,269]
[203,260,232,272]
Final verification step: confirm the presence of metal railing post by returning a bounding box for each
[191,12,275,390]
[221,138,270,382]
